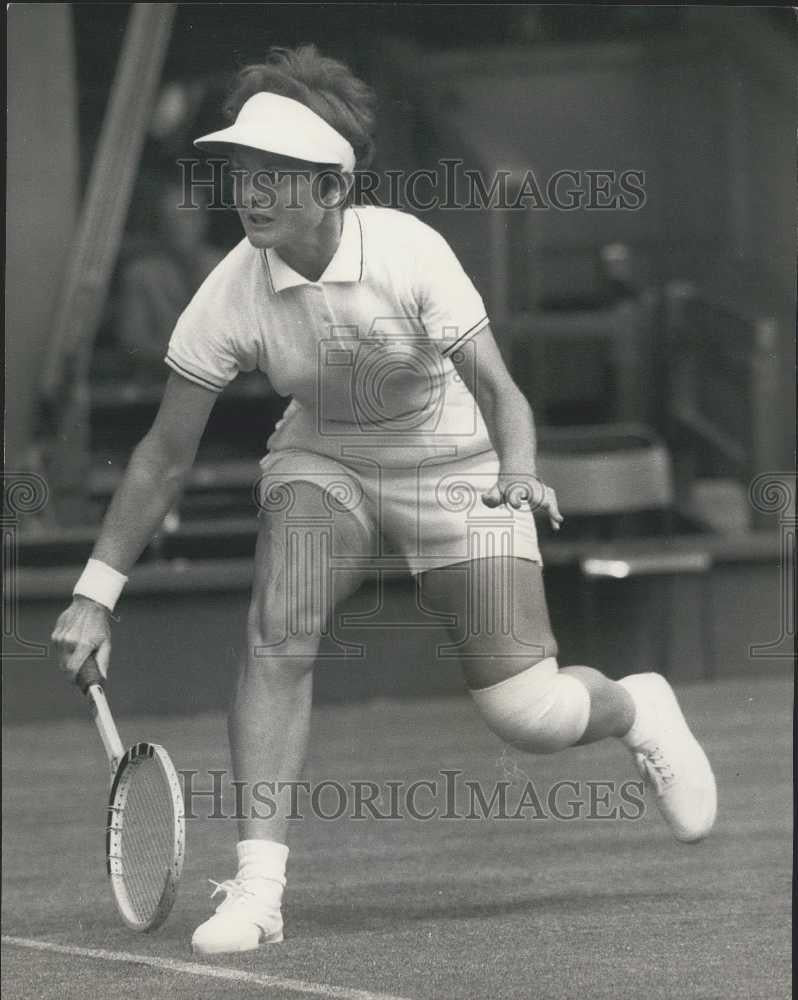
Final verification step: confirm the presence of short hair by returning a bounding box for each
[225,45,377,172]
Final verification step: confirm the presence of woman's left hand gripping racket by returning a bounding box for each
[75,655,185,932]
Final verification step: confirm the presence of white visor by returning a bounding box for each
[194,92,356,173]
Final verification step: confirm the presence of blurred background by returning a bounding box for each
[5,4,796,718]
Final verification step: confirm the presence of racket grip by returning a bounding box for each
[76,655,104,695]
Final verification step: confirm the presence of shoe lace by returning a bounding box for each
[208,878,258,905]
[640,746,676,789]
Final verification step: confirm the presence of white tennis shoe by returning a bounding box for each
[191,877,284,955]
[619,672,717,843]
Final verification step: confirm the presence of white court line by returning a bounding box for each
[1,934,414,1000]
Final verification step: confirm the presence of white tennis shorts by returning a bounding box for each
[255,446,543,577]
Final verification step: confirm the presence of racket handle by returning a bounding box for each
[75,655,104,694]
[77,655,125,769]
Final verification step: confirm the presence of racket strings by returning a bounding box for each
[117,758,177,922]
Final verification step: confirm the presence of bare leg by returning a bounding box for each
[419,556,634,746]
[191,479,374,954]
[559,665,634,743]
[229,481,370,842]
[418,557,716,844]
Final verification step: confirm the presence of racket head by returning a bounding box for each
[106,741,185,932]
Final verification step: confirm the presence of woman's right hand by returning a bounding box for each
[51,596,113,681]
[48,372,219,685]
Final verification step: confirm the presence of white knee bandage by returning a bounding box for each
[470,657,590,754]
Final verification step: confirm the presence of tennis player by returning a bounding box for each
[52,45,716,955]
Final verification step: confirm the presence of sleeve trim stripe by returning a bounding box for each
[164,355,226,392]
[441,315,490,357]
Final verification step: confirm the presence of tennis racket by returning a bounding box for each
[75,655,185,932]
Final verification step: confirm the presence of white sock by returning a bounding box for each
[618,677,654,751]
[236,840,288,904]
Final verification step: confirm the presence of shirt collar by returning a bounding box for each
[264,208,364,292]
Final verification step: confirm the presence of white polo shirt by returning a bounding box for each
[165,206,493,468]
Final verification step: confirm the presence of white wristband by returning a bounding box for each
[73,559,128,612]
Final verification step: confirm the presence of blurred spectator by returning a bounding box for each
[116,175,223,378]
[599,243,645,302]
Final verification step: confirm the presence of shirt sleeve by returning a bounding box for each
[412,220,490,359]
[164,266,255,392]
